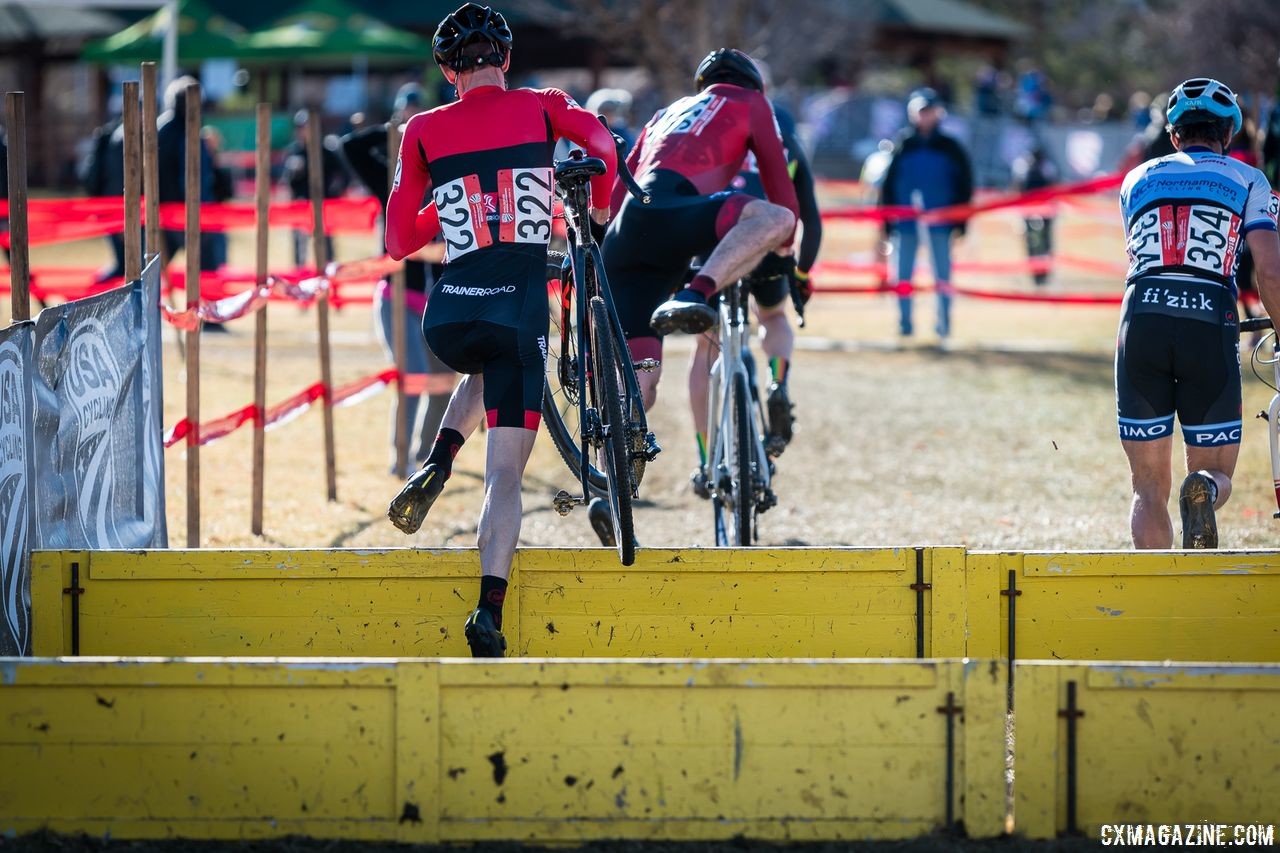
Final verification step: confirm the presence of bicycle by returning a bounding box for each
[1243,315,1280,518]
[541,123,658,566]
[699,273,784,546]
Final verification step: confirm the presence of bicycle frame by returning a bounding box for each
[706,281,771,542]
[1257,334,1280,517]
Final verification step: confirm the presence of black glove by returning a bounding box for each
[589,217,607,246]
[792,268,813,306]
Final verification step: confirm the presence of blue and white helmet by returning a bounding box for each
[1165,77,1242,137]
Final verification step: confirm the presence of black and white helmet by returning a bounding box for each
[433,3,513,72]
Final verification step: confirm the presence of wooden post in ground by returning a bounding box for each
[184,80,202,547]
[251,102,270,536]
[122,81,142,283]
[141,63,160,260]
[5,92,30,322]
[387,120,408,476]
[307,109,338,501]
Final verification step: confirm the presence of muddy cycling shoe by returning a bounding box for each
[587,497,616,547]
[464,607,507,658]
[1179,472,1218,549]
[766,382,794,455]
[387,463,446,535]
[691,467,711,500]
[650,289,717,336]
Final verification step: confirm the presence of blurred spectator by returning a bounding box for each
[879,87,972,341]
[1014,61,1052,123]
[1120,92,1176,173]
[281,109,350,268]
[1011,144,1059,287]
[79,114,127,282]
[974,64,1001,115]
[157,76,215,264]
[340,81,454,476]
[1264,61,1280,188]
[1128,91,1152,130]
[584,88,634,150]
[200,126,233,272]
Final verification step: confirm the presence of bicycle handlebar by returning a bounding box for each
[1241,317,1274,333]
[598,115,650,205]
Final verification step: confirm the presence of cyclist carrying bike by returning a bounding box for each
[383,2,616,656]
[603,49,799,411]
[687,100,820,498]
[1117,77,1280,549]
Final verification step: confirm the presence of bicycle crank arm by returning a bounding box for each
[553,490,586,517]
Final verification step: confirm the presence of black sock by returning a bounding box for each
[425,428,465,478]
[478,575,508,628]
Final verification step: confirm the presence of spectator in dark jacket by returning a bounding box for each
[282,109,350,268]
[79,116,128,282]
[1011,144,1059,287]
[879,87,973,341]
[156,76,215,263]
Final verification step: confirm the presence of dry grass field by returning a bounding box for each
[23,189,1280,552]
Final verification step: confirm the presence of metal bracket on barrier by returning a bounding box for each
[936,690,964,831]
[1058,680,1085,836]
[909,548,931,658]
[1000,568,1022,708]
[62,561,84,656]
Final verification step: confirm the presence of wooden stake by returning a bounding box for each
[5,92,29,322]
[141,63,160,259]
[388,120,409,476]
[251,103,270,536]
[307,109,338,501]
[185,80,202,548]
[122,81,142,283]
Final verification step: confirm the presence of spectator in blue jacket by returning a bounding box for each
[879,88,973,341]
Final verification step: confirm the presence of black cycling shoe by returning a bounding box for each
[690,467,711,500]
[586,497,616,547]
[650,289,717,336]
[387,463,446,535]
[766,382,794,455]
[1179,472,1218,549]
[464,607,507,658]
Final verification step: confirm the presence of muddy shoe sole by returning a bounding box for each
[650,302,716,336]
[1179,473,1218,549]
[387,466,445,535]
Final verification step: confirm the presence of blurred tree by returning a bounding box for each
[510,0,870,99]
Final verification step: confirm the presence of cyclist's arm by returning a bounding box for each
[340,125,389,202]
[791,141,822,273]
[1245,174,1280,320]
[538,88,618,211]
[385,115,440,261]
[748,95,800,244]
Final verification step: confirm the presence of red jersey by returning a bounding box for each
[613,83,799,227]
[386,85,617,263]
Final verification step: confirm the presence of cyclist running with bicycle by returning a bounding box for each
[383,3,616,656]
[594,50,799,534]
[1118,77,1280,549]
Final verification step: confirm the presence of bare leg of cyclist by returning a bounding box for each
[688,333,716,498]
[477,427,537,581]
[756,301,796,452]
[1122,437,1174,548]
[629,337,664,411]
[1180,444,1239,548]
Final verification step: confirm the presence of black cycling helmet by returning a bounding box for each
[695,48,764,93]
[433,3,513,73]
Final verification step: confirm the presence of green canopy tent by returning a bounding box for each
[241,0,430,65]
[81,0,246,63]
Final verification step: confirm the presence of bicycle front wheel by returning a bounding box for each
[725,370,756,546]
[590,295,636,565]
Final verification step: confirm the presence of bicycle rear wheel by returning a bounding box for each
[590,295,636,565]
[542,251,607,492]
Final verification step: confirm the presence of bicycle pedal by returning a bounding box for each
[643,433,661,460]
[759,490,778,513]
[634,358,660,373]
[552,490,583,517]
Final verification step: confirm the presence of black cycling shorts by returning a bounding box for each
[603,169,754,348]
[422,249,547,430]
[1115,277,1241,447]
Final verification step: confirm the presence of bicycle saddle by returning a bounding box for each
[554,155,607,185]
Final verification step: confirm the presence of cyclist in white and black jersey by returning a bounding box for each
[1117,77,1280,549]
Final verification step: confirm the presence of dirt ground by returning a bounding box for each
[0,833,1108,852]
[19,193,1280,551]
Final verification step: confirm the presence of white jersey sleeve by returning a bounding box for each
[1244,167,1279,233]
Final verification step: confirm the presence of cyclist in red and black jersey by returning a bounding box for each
[603,49,799,411]
[383,3,617,657]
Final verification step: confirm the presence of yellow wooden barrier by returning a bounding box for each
[29,548,968,659]
[1013,661,1280,838]
[0,657,1007,842]
[968,551,1280,662]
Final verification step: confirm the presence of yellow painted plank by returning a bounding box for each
[515,547,916,575]
[929,548,967,657]
[964,552,1005,660]
[83,548,480,580]
[395,661,440,843]
[1021,550,1280,576]
[961,658,1009,837]
[1082,662,1280,691]
[1010,662,1066,839]
[28,551,69,656]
